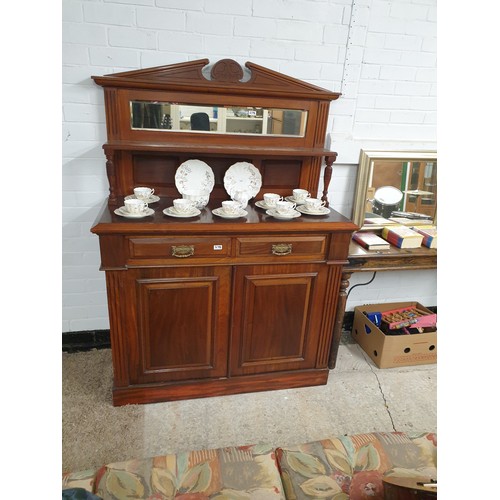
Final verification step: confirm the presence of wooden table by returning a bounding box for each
[328,241,437,368]
[383,476,437,499]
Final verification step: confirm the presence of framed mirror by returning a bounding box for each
[352,150,437,229]
[130,101,308,137]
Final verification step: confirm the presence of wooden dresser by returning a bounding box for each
[91,58,357,405]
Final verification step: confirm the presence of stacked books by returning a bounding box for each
[364,216,397,226]
[352,231,390,250]
[412,225,437,249]
[381,225,423,249]
[389,217,435,226]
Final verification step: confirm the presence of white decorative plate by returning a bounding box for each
[114,207,155,218]
[175,159,215,195]
[163,207,201,218]
[212,208,248,219]
[223,162,262,199]
[124,194,160,203]
[296,205,331,216]
[265,209,301,220]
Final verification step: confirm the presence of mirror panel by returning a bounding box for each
[130,101,308,137]
[352,150,437,229]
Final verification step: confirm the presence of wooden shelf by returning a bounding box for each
[103,140,334,157]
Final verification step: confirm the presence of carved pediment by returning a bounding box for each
[92,58,339,100]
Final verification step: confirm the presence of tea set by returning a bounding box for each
[115,185,330,220]
[212,200,248,219]
[114,187,157,218]
[115,159,330,220]
[163,198,202,218]
[256,189,330,219]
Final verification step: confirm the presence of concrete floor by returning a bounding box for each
[62,342,436,473]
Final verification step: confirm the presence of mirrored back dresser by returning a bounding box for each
[91,58,357,405]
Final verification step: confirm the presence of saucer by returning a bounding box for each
[266,209,301,220]
[114,207,155,218]
[285,195,307,205]
[255,200,277,210]
[212,207,248,219]
[296,205,331,216]
[163,206,201,218]
[125,194,160,203]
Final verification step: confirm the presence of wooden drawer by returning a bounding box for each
[236,235,327,259]
[128,236,232,261]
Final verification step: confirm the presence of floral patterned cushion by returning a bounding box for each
[62,433,437,499]
[276,432,437,500]
[92,444,285,499]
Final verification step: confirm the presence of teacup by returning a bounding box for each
[182,189,210,209]
[134,186,154,200]
[263,193,282,207]
[304,198,326,211]
[124,198,148,214]
[221,200,242,216]
[292,189,310,202]
[173,198,195,214]
[275,200,296,215]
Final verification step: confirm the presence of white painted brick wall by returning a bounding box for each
[136,8,186,30]
[62,0,437,333]
[346,270,437,312]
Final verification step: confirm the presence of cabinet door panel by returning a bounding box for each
[128,267,230,384]
[230,264,327,376]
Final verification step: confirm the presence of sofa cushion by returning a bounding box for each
[276,432,436,499]
[93,444,285,499]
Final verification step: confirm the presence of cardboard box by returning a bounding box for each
[352,301,437,368]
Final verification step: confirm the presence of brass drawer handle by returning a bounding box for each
[171,245,194,258]
[272,243,292,256]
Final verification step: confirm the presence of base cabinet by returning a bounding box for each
[108,261,332,390]
[103,246,345,405]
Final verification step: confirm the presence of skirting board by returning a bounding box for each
[62,329,111,353]
[62,306,437,353]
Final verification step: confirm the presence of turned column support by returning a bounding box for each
[105,150,118,205]
[322,153,337,208]
[328,270,352,369]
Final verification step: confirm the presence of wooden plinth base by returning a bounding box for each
[112,369,329,406]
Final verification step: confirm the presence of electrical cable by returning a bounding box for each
[346,271,377,300]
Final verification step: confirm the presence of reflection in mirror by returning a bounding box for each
[352,150,437,229]
[130,101,308,137]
